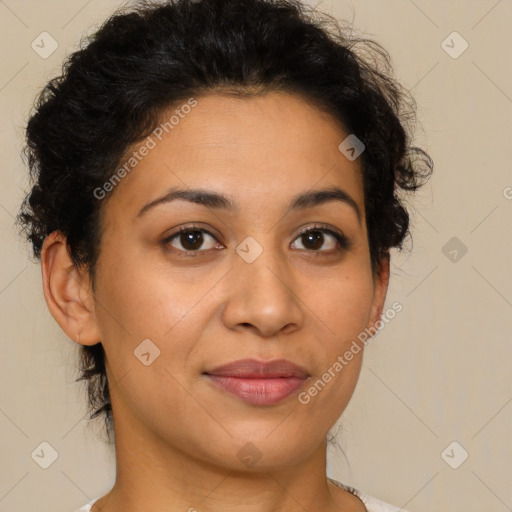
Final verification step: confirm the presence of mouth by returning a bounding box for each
[203,358,310,406]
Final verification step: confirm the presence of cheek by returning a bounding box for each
[305,264,375,343]
[93,243,185,337]
[299,265,373,399]
[296,283,370,425]
[92,246,217,384]
[91,256,207,428]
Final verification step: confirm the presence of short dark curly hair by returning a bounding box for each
[17,0,433,444]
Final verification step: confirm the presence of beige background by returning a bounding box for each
[1,0,511,511]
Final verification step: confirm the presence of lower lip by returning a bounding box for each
[204,375,307,405]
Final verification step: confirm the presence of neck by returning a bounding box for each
[94,412,349,512]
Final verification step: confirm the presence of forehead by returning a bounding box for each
[103,91,364,218]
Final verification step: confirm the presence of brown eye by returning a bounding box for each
[302,230,329,250]
[291,226,349,252]
[165,228,219,252]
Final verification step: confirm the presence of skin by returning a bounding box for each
[41,91,389,512]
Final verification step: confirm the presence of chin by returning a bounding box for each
[195,429,319,472]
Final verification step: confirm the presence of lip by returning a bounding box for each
[203,358,310,406]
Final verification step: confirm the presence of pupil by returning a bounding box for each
[304,231,323,250]
[182,230,203,250]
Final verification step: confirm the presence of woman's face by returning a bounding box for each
[91,91,388,469]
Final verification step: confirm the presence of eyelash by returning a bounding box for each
[162,223,351,255]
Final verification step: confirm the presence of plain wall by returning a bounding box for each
[0,1,511,511]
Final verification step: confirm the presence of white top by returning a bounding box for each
[329,478,409,511]
[72,479,408,512]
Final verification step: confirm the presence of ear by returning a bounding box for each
[366,254,390,329]
[41,231,101,346]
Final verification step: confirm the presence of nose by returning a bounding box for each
[221,242,304,338]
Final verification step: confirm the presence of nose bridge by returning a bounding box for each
[236,232,289,291]
[222,233,303,336]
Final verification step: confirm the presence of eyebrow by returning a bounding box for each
[136,185,362,224]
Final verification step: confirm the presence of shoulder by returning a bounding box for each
[74,484,407,512]
[329,478,410,512]
[71,497,100,512]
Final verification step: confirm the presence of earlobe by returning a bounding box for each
[41,231,100,346]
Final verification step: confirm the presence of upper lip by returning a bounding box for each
[204,358,309,379]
